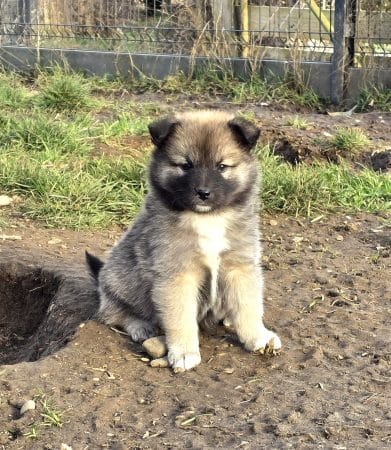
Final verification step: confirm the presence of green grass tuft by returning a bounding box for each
[0,72,30,109]
[285,116,311,130]
[331,127,370,153]
[357,87,391,112]
[0,112,94,155]
[261,148,390,215]
[0,147,147,228]
[35,68,94,111]
[124,69,326,109]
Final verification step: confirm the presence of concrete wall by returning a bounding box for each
[0,46,390,103]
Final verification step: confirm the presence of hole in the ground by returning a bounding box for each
[0,261,99,365]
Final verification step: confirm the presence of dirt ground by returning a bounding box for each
[0,105,390,449]
[0,211,390,450]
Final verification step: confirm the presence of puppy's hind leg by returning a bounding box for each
[98,293,157,343]
[123,316,157,343]
[222,263,281,354]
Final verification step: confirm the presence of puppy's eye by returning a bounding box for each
[217,163,228,172]
[181,162,193,171]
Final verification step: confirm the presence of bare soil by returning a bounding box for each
[0,211,390,449]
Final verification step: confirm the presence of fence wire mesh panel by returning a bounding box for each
[355,0,391,67]
[0,0,389,65]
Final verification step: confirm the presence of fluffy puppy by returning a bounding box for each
[86,110,281,371]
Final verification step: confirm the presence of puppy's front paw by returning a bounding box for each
[168,348,201,372]
[245,328,282,355]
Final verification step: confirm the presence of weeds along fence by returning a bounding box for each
[0,0,390,103]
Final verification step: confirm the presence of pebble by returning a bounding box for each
[20,399,36,415]
[0,234,22,241]
[150,357,169,368]
[60,445,73,450]
[48,237,62,245]
[269,219,278,226]
[314,273,328,285]
[142,336,167,359]
[0,195,12,206]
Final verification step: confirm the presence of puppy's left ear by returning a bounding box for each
[228,117,260,151]
[148,116,180,147]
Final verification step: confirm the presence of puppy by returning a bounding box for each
[86,110,281,371]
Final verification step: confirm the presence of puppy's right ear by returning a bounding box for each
[148,117,180,147]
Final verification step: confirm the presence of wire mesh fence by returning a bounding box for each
[0,0,390,66]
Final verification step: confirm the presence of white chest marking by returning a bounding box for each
[185,214,229,304]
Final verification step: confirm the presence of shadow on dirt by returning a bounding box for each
[0,259,99,365]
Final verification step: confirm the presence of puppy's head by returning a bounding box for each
[148,110,260,213]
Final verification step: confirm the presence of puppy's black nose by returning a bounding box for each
[195,187,210,201]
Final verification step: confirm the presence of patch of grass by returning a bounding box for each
[24,424,39,439]
[1,142,389,228]
[0,147,148,228]
[0,68,388,229]
[260,148,390,215]
[40,396,63,428]
[357,87,391,112]
[0,112,94,155]
[35,68,94,112]
[0,72,30,109]
[101,112,151,141]
[331,127,370,153]
[124,69,326,109]
[285,116,311,130]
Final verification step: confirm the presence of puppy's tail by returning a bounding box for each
[85,250,104,282]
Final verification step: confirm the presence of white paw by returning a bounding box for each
[126,321,157,343]
[246,328,282,355]
[167,348,201,372]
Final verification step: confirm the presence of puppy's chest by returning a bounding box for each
[189,215,230,272]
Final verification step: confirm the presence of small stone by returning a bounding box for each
[0,195,12,206]
[336,235,344,241]
[223,367,234,374]
[140,357,150,362]
[60,445,73,450]
[0,234,22,241]
[314,273,328,285]
[142,336,167,359]
[150,357,169,368]
[20,399,36,415]
[269,219,278,226]
[48,238,62,245]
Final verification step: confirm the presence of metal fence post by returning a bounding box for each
[331,0,347,105]
[12,0,31,45]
